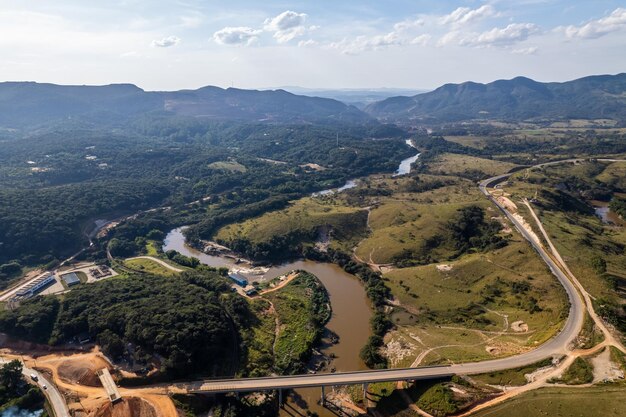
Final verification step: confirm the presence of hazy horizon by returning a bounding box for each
[2,70,624,94]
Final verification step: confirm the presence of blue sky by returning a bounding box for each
[0,0,625,90]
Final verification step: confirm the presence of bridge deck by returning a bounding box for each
[97,368,122,403]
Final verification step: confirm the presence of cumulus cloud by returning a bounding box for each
[468,23,539,46]
[264,10,308,43]
[563,7,626,39]
[151,35,180,48]
[441,23,540,48]
[440,5,497,26]
[213,27,261,46]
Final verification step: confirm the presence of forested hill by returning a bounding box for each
[365,73,626,123]
[0,82,371,129]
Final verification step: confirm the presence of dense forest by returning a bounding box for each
[0,271,248,378]
[0,119,411,269]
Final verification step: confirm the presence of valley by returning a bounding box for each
[1,77,626,417]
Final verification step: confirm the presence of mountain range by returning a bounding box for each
[1,73,625,130]
[365,73,626,123]
[0,82,370,129]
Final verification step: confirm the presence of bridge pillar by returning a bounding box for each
[278,389,283,407]
[321,386,326,406]
[363,383,368,401]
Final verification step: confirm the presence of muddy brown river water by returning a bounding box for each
[163,228,372,415]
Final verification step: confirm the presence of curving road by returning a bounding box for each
[0,358,70,417]
[167,159,590,395]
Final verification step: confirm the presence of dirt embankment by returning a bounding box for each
[57,354,112,387]
[94,397,157,417]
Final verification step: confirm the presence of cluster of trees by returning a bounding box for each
[447,205,508,255]
[360,311,393,368]
[609,196,626,218]
[0,262,22,290]
[0,360,45,412]
[165,250,200,268]
[0,271,248,378]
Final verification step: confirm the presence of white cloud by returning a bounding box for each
[512,46,538,55]
[298,39,318,48]
[440,5,497,26]
[469,23,539,46]
[151,36,180,48]
[411,34,432,46]
[213,27,261,46]
[264,10,308,43]
[330,32,402,55]
[441,23,540,48]
[394,18,424,32]
[563,8,626,39]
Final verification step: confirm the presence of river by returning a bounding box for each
[162,229,372,415]
[0,407,43,417]
[311,138,420,197]
[160,140,421,414]
[394,139,420,176]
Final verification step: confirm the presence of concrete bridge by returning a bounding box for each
[176,365,453,405]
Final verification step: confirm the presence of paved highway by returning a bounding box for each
[170,160,588,395]
[0,358,70,417]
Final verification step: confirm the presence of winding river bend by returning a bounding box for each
[163,230,371,415]
[161,140,421,414]
[312,138,420,196]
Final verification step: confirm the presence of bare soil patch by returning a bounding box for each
[94,397,157,417]
[58,355,111,387]
[511,321,529,332]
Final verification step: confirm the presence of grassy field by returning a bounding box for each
[375,377,496,417]
[472,358,554,386]
[145,240,160,256]
[241,298,277,377]
[424,153,519,177]
[124,258,178,276]
[472,386,626,417]
[215,197,368,251]
[207,159,247,172]
[507,161,626,302]
[354,175,491,264]
[264,272,330,374]
[550,357,594,385]
[576,312,605,349]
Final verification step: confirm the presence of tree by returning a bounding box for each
[0,360,23,396]
[590,255,607,275]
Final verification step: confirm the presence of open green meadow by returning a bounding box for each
[215,196,368,251]
[472,386,626,417]
[124,258,178,276]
